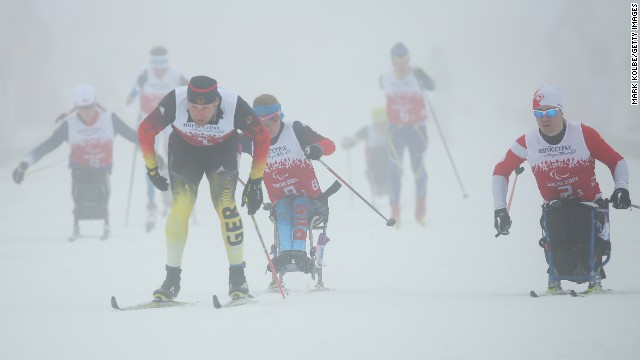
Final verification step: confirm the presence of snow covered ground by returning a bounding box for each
[1,116,638,359]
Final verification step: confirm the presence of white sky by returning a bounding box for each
[1,0,637,163]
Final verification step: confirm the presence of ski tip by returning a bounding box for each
[212,295,222,309]
[110,296,121,309]
[529,290,539,298]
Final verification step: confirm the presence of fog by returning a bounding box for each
[1,0,637,164]
[1,2,640,359]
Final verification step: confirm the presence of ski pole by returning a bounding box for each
[236,177,286,299]
[54,106,77,124]
[507,166,525,212]
[251,214,286,299]
[21,109,78,175]
[24,160,65,176]
[423,93,468,198]
[603,196,639,210]
[317,159,396,227]
[124,146,138,226]
[346,149,354,205]
[495,166,524,238]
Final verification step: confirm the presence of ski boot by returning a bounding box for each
[268,253,293,274]
[153,265,182,301]
[585,269,603,294]
[267,275,281,293]
[146,201,157,232]
[69,222,80,242]
[290,250,314,274]
[229,266,250,299]
[100,221,110,241]
[415,197,426,226]
[390,203,400,227]
[546,277,565,295]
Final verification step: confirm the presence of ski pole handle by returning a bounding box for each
[423,93,468,198]
[24,160,65,176]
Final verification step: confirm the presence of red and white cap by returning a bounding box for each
[73,84,96,107]
[533,85,563,110]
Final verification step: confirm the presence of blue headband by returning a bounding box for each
[253,104,281,116]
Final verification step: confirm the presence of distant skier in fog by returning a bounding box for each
[379,42,435,225]
[126,45,188,230]
[342,107,389,201]
[12,84,138,240]
[492,85,631,295]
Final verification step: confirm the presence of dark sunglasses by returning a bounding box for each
[533,108,560,119]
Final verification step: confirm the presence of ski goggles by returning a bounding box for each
[533,108,561,119]
[150,55,169,68]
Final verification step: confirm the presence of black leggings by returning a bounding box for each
[71,167,110,222]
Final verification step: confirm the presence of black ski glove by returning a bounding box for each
[146,166,169,191]
[610,188,631,209]
[241,177,263,215]
[494,208,511,236]
[305,144,323,160]
[12,162,29,184]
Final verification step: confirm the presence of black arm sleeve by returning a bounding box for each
[233,96,258,130]
[291,121,325,149]
[237,131,253,156]
[354,126,368,141]
[112,113,139,144]
[233,96,255,156]
[155,90,178,126]
[136,71,148,90]
[26,121,68,164]
[413,67,435,91]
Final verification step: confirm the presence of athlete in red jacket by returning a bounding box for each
[492,85,631,294]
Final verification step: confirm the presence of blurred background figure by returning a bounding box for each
[125,46,188,231]
[12,84,138,241]
[379,42,435,226]
[342,107,389,203]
